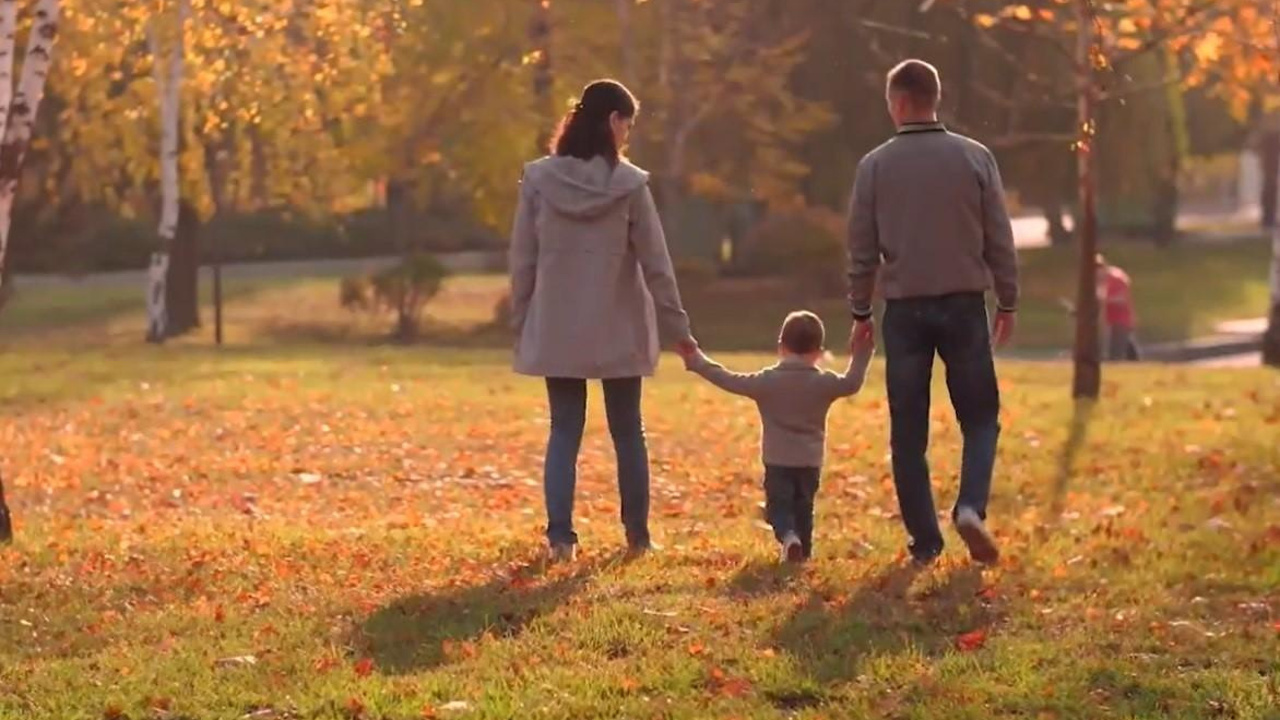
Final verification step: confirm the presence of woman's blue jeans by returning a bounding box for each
[544,377,650,547]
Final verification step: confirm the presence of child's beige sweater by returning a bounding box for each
[686,348,873,468]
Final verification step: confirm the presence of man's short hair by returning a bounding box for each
[779,311,825,355]
[886,59,942,110]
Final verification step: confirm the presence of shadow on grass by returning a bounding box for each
[1051,398,1096,516]
[773,561,999,686]
[726,558,805,598]
[359,550,617,675]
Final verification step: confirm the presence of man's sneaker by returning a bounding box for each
[548,543,576,564]
[780,533,805,564]
[955,507,999,565]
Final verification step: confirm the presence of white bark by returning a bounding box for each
[146,0,187,342]
[0,0,59,287]
[0,0,20,145]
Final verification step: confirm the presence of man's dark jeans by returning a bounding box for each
[882,292,1000,561]
[764,465,821,558]
[544,377,650,548]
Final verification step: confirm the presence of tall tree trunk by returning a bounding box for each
[657,0,686,221]
[147,0,187,343]
[204,136,232,345]
[0,0,60,289]
[0,0,19,287]
[1264,227,1280,367]
[0,470,11,543]
[249,124,268,209]
[530,0,553,154]
[615,0,639,156]
[164,200,199,335]
[1073,0,1101,399]
[1260,130,1279,229]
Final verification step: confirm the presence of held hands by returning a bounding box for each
[675,337,699,358]
[850,319,876,354]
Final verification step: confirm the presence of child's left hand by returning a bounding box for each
[850,326,876,354]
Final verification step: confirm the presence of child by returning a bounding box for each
[679,311,875,563]
[1096,254,1140,361]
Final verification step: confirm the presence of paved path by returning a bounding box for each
[1192,352,1263,368]
[1011,208,1260,248]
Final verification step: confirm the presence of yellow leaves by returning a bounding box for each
[1192,33,1224,64]
[975,4,1035,27]
[1004,4,1034,21]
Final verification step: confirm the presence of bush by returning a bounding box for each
[9,208,503,275]
[341,254,450,341]
[737,207,846,298]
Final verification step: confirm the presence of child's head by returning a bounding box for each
[778,311,825,358]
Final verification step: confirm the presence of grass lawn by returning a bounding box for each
[1,343,1277,719]
[1,238,1272,354]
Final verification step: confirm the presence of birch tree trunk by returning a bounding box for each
[0,0,60,543]
[146,0,187,343]
[0,0,59,289]
[1072,0,1102,399]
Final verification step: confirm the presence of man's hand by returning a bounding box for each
[992,311,1016,348]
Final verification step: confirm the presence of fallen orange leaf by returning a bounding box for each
[354,657,375,677]
[955,628,988,652]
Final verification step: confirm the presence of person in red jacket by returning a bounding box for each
[1096,255,1140,361]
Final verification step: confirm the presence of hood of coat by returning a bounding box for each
[522,155,650,220]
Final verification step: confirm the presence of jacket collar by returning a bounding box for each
[897,121,947,135]
[775,356,821,371]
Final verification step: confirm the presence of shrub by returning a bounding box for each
[339,275,374,312]
[340,254,450,340]
[738,207,846,298]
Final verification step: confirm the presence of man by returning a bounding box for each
[1096,255,1140,362]
[847,59,1019,566]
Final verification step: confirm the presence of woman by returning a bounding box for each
[509,79,695,561]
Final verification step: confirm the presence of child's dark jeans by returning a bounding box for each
[764,465,821,558]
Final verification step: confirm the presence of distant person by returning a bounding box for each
[847,59,1019,566]
[509,80,696,563]
[679,311,875,563]
[1096,254,1140,361]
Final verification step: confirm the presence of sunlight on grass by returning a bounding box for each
[0,348,1277,718]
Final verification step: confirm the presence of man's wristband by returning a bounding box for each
[852,309,874,321]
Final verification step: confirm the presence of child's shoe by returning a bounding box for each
[548,543,576,564]
[780,532,805,564]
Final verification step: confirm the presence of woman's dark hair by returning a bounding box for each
[550,79,639,163]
